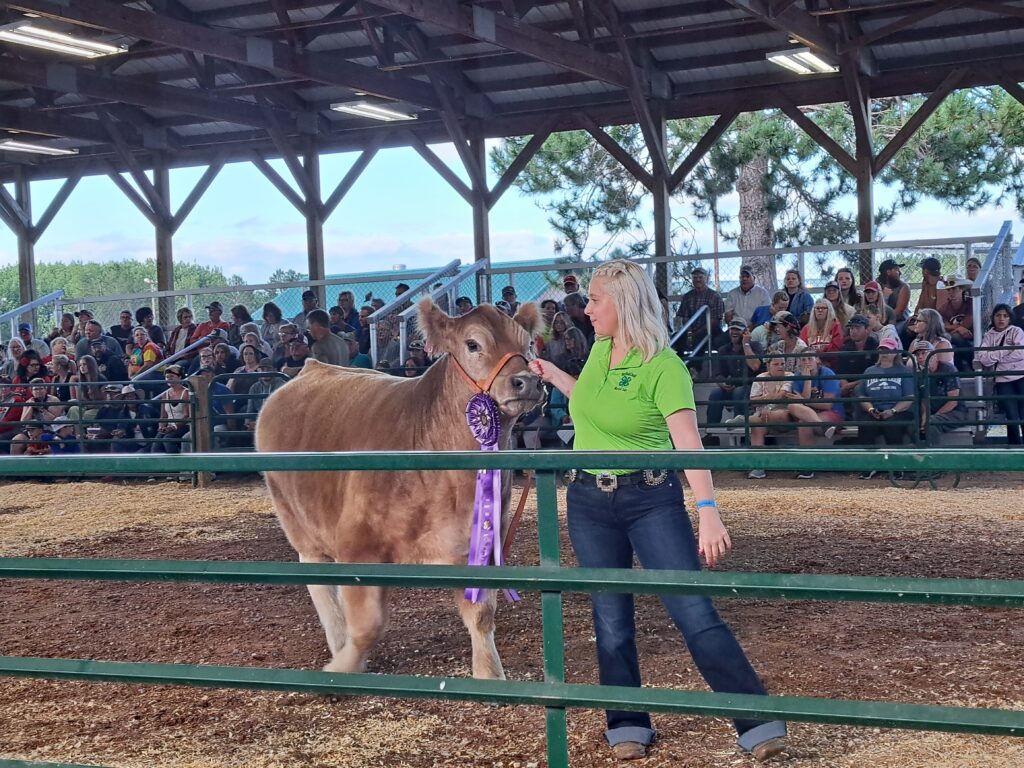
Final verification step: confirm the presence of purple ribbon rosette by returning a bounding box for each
[464,392,519,604]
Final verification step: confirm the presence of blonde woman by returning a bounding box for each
[822,281,855,330]
[799,299,843,365]
[527,259,786,763]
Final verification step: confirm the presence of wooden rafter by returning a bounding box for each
[323,132,384,217]
[841,0,970,52]
[668,109,740,190]
[0,184,29,236]
[105,163,161,228]
[778,98,858,176]
[405,130,473,204]
[100,112,174,225]
[577,111,654,190]
[170,160,224,233]
[250,151,307,214]
[1001,77,1024,107]
[487,113,560,209]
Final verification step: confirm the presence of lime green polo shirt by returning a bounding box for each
[568,339,695,474]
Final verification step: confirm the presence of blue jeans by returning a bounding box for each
[566,474,786,751]
[707,385,749,424]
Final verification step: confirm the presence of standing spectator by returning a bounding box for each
[307,309,350,366]
[189,302,231,345]
[910,339,966,444]
[782,269,814,325]
[913,257,943,315]
[878,259,911,324]
[47,313,78,345]
[292,290,319,331]
[937,275,974,369]
[152,365,190,454]
[766,311,807,372]
[975,303,1024,446]
[724,265,771,327]
[563,293,594,345]
[135,306,166,350]
[856,338,916,473]
[750,291,789,347]
[500,286,520,316]
[226,304,253,347]
[675,266,724,351]
[166,307,197,358]
[835,267,862,310]
[109,310,135,346]
[859,280,894,325]
[707,319,762,426]
[260,302,285,348]
[127,327,163,378]
[89,338,129,383]
[455,296,474,316]
[823,280,856,330]
[18,323,50,357]
[336,291,360,332]
[75,320,122,360]
[799,300,843,365]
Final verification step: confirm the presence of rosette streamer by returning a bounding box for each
[464,393,519,603]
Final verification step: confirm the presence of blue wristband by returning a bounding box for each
[695,499,718,510]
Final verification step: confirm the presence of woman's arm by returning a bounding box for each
[666,409,730,568]
[528,358,576,399]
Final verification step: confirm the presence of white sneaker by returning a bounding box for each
[747,468,767,479]
[724,415,747,426]
[823,425,836,440]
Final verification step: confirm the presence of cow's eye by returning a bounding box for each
[466,340,481,353]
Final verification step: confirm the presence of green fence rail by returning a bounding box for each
[2,449,1024,768]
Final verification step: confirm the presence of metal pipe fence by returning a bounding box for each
[1,449,1023,768]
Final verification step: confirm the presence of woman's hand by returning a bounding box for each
[697,509,732,569]
[528,358,562,383]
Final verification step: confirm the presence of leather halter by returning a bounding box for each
[448,350,527,395]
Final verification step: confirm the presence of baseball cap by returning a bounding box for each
[198,365,216,374]
[846,314,870,327]
[769,310,798,330]
[919,257,942,273]
[103,383,122,393]
[121,384,136,394]
[823,280,840,291]
[739,265,755,276]
[909,339,934,353]
[164,364,185,377]
[256,358,275,370]
[691,266,708,277]
[728,318,748,331]
[878,259,904,272]
[562,273,578,285]
[74,308,94,318]
[863,280,882,293]
[205,301,223,311]
[51,415,74,432]
[877,337,900,351]
[18,322,31,333]
[408,339,425,351]
[501,286,516,296]
[89,338,105,347]
[279,323,299,333]
[301,289,317,300]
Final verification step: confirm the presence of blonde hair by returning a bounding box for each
[591,259,669,362]
[807,299,836,339]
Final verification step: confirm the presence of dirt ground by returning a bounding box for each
[2,471,1024,768]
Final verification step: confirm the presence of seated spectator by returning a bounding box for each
[402,359,420,378]
[195,366,234,446]
[911,339,966,444]
[823,280,856,330]
[127,327,164,378]
[72,308,95,344]
[787,354,843,477]
[913,308,954,367]
[799,299,843,365]
[356,308,373,355]
[1,338,26,381]
[45,416,81,455]
[494,300,514,317]
[272,323,300,367]
[1012,278,1024,331]
[244,358,285,430]
[67,355,108,437]
[455,296,474,316]
[109,309,134,346]
[83,383,128,453]
[47,355,76,402]
[9,379,64,456]
[17,322,50,357]
[227,304,253,347]
[975,303,1024,446]
[43,336,74,364]
[783,269,814,325]
[89,337,129,383]
[103,385,149,453]
[47,312,78,345]
[708,319,762,426]
[227,344,263,412]
[335,291,360,333]
[836,314,880,400]
[563,293,594,345]
[541,312,574,365]
[864,304,901,350]
[292,290,319,331]
[743,357,793,478]
[135,306,166,350]
[166,306,198,358]
[187,345,216,376]
[674,266,724,353]
[11,351,48,395]
[242,330,273,360]
[937,275,974,369]
[855,338,916,475]
[766,311,807,372]
[280,337,310,378]
[16,422,51,456]
[328,306,347,334]
[213,342,238,376]
[725,265,771,327]
[261,302,285,349]
[750,291,789,332]
[859,280,894,326]
[75,320,122,360]
[307,309,350,366]
[188,301,230,345]
[152,365,191,454]
[500,286,520,316]
[405,339,430,372]
[344,334,371,369]
[539,299,558,341]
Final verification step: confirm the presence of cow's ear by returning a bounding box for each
[512,302,543,338]
[417,297,453,355]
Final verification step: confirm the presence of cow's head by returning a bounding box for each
[418,298,545,417]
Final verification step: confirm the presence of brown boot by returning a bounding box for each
[750,737,786,762]
[610,741,647,760]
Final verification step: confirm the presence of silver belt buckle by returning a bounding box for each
[643,469,668,486]
[596,472,618,492]
[564,469,578,484]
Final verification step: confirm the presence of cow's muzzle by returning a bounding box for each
[508,373,544,399]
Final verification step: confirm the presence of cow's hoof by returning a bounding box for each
[323,656,365,674]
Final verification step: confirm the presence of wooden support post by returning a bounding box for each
[847,66,875,282]
[189,373,212,487]
[153,155,175,327]
[14,168,36,326]
[304,148,326,307]
[650,106,670,298]
[470,130,491,304]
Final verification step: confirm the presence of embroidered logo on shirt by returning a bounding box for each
[615,372,635,391]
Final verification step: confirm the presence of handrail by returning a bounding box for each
[0,289,64,338]
[396,259,490,354]
[972,220,1014,350]
[369,258,461,366]
[669,304,713,363]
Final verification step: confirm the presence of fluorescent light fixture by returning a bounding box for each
[330,101,417,122]
[767,47,838,75]
[0,139,79,156]
[0,21,125,58]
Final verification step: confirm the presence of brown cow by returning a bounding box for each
[255,298,545,679]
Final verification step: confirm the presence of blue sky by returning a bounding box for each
[1,139,1021,283]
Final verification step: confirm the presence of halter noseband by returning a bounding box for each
[448,351,528,395]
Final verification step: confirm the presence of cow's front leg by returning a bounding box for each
[458,590,505,680]
[325,585,389,673]
[299,553,347,655]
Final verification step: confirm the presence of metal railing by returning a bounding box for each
[1,449,1024,768]
[0,289,64,343]
[397,258,491,355]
